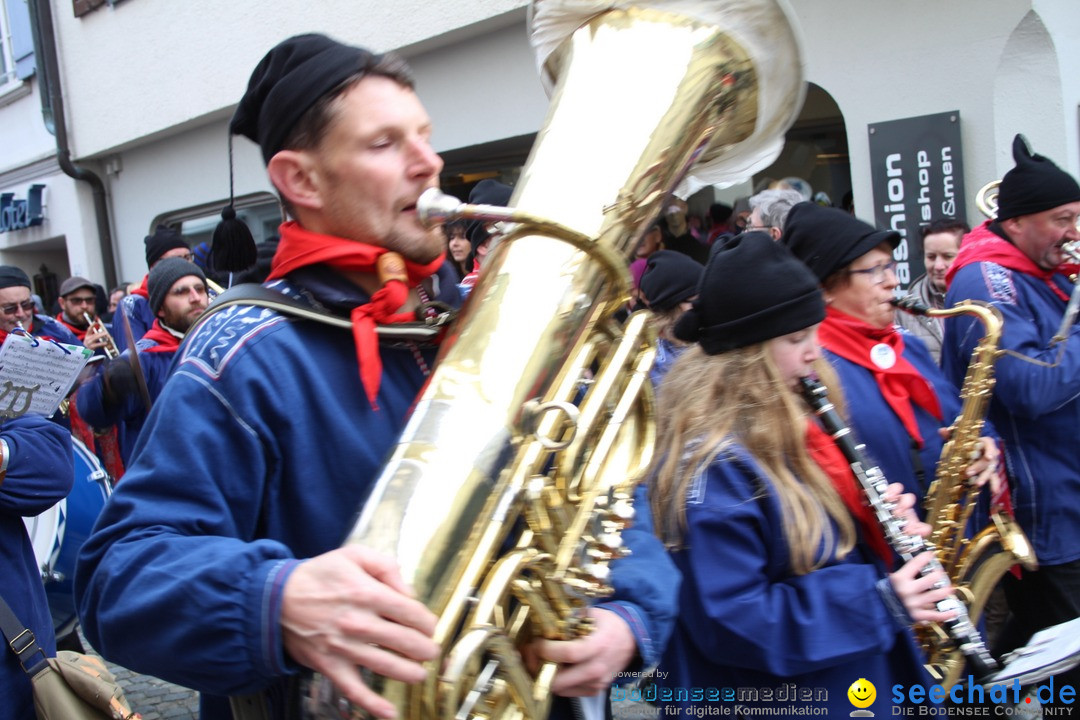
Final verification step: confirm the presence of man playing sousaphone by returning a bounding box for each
[75,29,678,720]
[943,134,1080,704]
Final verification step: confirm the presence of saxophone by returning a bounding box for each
[800,376,999,687]
[304,2,806,718]
[892,297,1037,687]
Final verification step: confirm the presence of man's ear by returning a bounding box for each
[999,216,1021,236]
[267,150,323,212]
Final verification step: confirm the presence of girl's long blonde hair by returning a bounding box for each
[649,343,855,575]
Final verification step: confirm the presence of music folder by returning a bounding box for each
[984,617,1080,686]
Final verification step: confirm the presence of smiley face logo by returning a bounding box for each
[848,678,876,709]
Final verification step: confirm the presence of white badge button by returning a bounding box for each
[870,343,896,369]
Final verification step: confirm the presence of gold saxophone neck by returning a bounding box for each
[892,297,1004,343]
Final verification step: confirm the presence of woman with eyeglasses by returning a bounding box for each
[780,202,999,503]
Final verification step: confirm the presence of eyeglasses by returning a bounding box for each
[847,260,899,285]
[64,295,96,306]
[0,300,36,316]
[743,225,774,234]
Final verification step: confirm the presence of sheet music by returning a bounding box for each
[0,332,92,418]
[986,617,1080,686]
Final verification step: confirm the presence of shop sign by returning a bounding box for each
[868,112,965,293]
[0,185,46,234]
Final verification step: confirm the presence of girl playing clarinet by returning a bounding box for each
[650,233,948,715]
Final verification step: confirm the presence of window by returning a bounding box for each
[151,192,284,285]
[1,0,35,89]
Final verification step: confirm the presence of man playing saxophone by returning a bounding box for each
[74,32,677,720]
[943,134,1080,703]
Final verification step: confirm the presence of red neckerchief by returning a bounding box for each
[819,307,942,447]
[946,220,1078,301]
[266,221,445,409]
[130,275,150,299]
[140,319,181,353]
[805,419,892,566]
[55,313,88,341]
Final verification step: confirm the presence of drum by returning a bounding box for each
[22,436,113,638]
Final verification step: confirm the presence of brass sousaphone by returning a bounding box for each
[305,1,806,717]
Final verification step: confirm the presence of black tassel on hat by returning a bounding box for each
[996,134,1080,221]
[210,134,258,278]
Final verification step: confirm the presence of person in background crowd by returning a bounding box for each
[75,33,677,720]
[781,202,998,502]
[443,218,471,281]
[626,221,665,315]
[943,134,1080,701]
[54,275,126,481]
[705,202,733,244]
[637,248,703,386]
[686,212,705,243]
[106,283,131,323]
[651,233,939,716]
[76,258,210,465]
[661,199,708,264]
[0,414,74,720]
[745,188,804,241]
[111,225,192,355]
[894,219,968,365]
[460,179,514,295]
[0,266,80,347]
[54,275,113,355]
[731,196,752,234]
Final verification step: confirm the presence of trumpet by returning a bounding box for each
[84,312,120,358]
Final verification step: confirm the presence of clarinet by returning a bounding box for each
[799,375,1000,681]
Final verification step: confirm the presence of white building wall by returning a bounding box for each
[52,0,529,160]
[0,71,101,281]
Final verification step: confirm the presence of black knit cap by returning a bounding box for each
[997,134,1080,221]
[675,232,825,354]
[149,258,206,316]
[0,265,31,290]
[466,179,514,252]
[639,250,704,312]
[230,33,384,165]
[144,225,190,268]
[780,202,900,282]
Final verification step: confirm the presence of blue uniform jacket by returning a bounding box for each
[0,415,74,720]
[110,290,153,356]
[75,266,677,720]
[74,338,178,465]
[945,259,1080,565]
[825,335,964,503]
[654,442,927,717]
[29,313,81,346]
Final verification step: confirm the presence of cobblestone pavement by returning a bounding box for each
[78,627,200,719]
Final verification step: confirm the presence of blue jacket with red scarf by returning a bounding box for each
[943,221,1080,565]
[75,264,678,720]
[74,321,181,465]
